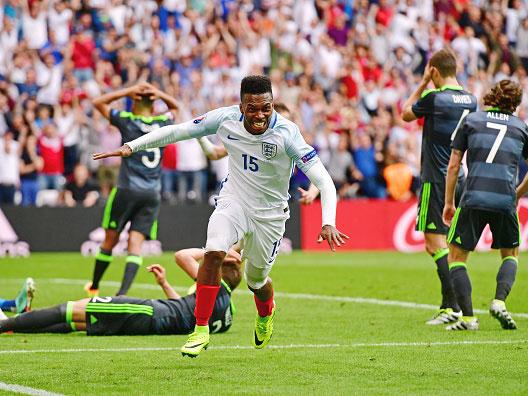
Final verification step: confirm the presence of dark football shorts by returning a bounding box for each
[85,296,155,336]
[416,181,463,234]
[447,207,520,251]
[102,187,160,239]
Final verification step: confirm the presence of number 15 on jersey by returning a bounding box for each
[242,154,259,172]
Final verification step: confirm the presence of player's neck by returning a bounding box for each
[133,109,152,117]
[436,77,460,89]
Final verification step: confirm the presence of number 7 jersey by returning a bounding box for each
[452,109,528,213]
[191,105,319,217]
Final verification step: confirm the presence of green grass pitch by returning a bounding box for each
[1,251,527,395]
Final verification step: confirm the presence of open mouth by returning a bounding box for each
[252,120,267,130]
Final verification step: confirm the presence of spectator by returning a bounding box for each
[64,164,99,207]
[0,132,19,204]
[19,129,43,206]
[175,139,207,203]
[37,123,63,191]
[161,143,178,202]
[352,133,387,199]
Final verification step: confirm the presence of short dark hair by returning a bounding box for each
[429,48,457,77]
[240,75,273,100]
[483,79,523,113]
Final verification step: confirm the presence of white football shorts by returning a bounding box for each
[205,197,288,289]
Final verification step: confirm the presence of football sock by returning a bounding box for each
[254,292,274,317]
[116,255,143,295]
[0,299,16,311]
[432,248,460,311]
[449,262,473,316]
[495,256,518,301]
[0,303,67,333]
[194,283,220,326]
[14,323,73,334]
[91,248,113,290]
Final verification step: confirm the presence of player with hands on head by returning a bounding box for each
[443,79,526,331]
[86,81,179,298]
[402,49,477,325]
[93,75,348,358]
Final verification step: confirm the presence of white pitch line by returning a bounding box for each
[0,381,64,396]
[0,340,526,355]
[3,278,528,319]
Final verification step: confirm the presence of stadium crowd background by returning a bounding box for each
[1,0,528,207]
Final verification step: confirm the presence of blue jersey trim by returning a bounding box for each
[270,111,278,129]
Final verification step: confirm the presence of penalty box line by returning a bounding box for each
[0,340,527,355]
[3,278,528,319]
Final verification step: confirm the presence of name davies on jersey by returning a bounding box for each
[487,112,510,121]
[452,95,472,104]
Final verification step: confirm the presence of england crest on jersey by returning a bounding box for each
[262,142,277,159]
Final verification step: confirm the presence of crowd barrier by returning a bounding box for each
[4,199,528,255]
[301,198,528,252]
[0,204,301,255]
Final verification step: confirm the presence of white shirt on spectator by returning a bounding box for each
[293,0,318,35]
[175,139,207,172]
[48,6,73,45]
[0,139,20,185]
[0,27,17,74]
[108,3,129,35]
[22,12,48,49]
[163,0,186,13]
[36,63,63,106]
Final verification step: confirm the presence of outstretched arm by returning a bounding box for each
[305,160,349,251]
[147,264,180,299]
[442,149,464,226]
[93,107,233,160]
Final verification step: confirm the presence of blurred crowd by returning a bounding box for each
[1,0,528,207]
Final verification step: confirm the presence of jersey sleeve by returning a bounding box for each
[187,106,241,138]
[411,91,435,118]
[451,118,469,152]
[109,109,127,132]
[284,125,319,173]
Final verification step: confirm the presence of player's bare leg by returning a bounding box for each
[86,230,120,296]
[445,245,478,330]
[249,278,275,349]
[181,250,226,357]
[424,233,461,325]
[116,231,145,295]
[490,248,518,329]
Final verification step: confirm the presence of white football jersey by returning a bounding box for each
[189,105,319,217]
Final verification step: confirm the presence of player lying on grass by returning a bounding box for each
[0,250,241,335]
[92,75,348,358]
[0,278,35,320]
[443,79,527,331]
